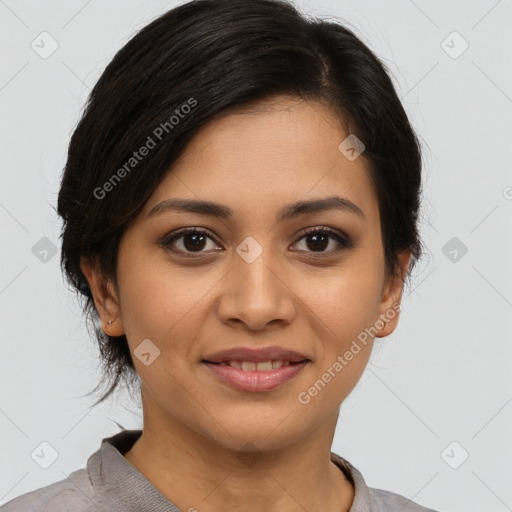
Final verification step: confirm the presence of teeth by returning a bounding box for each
[217,360,296,371]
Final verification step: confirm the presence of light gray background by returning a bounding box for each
[1,1,511,511]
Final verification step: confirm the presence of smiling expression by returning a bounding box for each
[84,95,409,451]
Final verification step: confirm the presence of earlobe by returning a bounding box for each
[80,256,125,337]
[376,251,411,338]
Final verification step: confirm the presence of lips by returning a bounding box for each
[201,346,311,392]
[203,360,310,392]
[202,345,310,364]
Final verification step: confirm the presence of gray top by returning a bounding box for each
[0,430,439,511]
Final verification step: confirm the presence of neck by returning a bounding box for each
[123,401,354,512]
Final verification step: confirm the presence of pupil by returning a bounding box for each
[307,233,328,252]
[184,233,206,251]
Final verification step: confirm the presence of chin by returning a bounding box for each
[201,417,308,453]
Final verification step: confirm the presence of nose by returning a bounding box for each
[216,246,297,331]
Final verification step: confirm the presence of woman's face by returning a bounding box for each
[84,96,409,451]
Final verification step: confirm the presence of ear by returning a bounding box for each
[375,250,411,338]
[80,256,125,337]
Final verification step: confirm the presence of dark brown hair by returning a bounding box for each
[57,0,424,407]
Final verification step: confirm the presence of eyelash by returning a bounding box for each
[161,226,354,258]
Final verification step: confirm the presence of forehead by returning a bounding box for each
[141,97,378,224]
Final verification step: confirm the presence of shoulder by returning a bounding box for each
[330,451,439,512]
[0,468,97,512]
[368,487,440,512]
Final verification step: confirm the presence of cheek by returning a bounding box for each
[116,252,226,385]
[291,249,383,394]
[294,255,383,338]
[297,273,380,408]
[116,248,201,336]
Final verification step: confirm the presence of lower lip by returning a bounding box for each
[203,361,309,392]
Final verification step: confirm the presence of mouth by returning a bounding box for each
[202,359,311,392]
[202,345,310,364]
[203,359,309,370]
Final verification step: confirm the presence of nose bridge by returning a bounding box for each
[217,235,296,329]
[236,236,282,302]
[239,242,277,294]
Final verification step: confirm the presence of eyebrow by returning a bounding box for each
[147,195,366,222]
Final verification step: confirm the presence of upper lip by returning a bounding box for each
[203,346,310,363]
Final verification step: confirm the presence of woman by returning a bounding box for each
[1,0,438,510]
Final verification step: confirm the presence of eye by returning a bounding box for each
[162,228,221,257]
[161,226,354,258]
[292,226,353,255]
